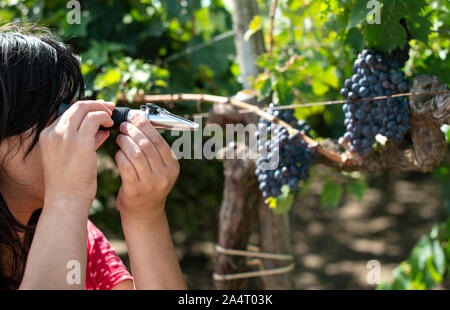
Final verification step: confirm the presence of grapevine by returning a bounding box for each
[255,104,315,200]
[340,48,411,156]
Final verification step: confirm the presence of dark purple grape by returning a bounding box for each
[355,58,363,68]
[382,80,391,89]
[345,79,352,89]
[340,48,411,156]
[379,72,389,81]
[359,77,369,87]
[366,54,376,66]
[271,187,282,197]
[362,67,371,76]
[375,86,384,96]
[398,82,409,93]
[355,109,366,120]
[359,86,369,97]
[340,88,349,97]
[344,132,353,142]
[387,98,397,106]
[362,102,372,111]
[255,105,315,199]
[390,71,404,84]
[368,75,378,84]
[352,74,362,84]
[348,92,358,101]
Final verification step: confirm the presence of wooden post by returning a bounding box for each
[213,154,261,289]
[229,0,265,89]
[258,209,294,289]
[213,0,294,290]
[213,0,265,289]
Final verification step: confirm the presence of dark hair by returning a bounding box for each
[0,24,85,289]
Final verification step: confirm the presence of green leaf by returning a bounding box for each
[321,180,343,208]
[348,0,369,28]
[442,125,450,143]
[125,87,137,104]
[409,236,432,273]
[273,75,294,106]
[364,0,432,51]
[268,185,294,214]
[426,256,442,284]
[447,238,450,267]
[364,0,407,52]
[345,27,364,51]
[347,181,367,201]
[433,164,450,217]
[94,68,122,90]
[244,15,262,41]
[391,263,413,290]
[258,76,273,100]
[406,14,432,44]
[431,240,446,277]
[375,219,450,289]
[194,8,215,37]
[311,79,329,96]
[376,281,392,290]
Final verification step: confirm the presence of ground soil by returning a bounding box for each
[111,167,449,290]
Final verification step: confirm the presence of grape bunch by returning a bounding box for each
[340,48,411,156]
[255,105,315,199]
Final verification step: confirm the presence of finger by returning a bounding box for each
[97,100,116,113]
[60,101,114,131]
[116,134,153,181]
[78,111,114,138]
[95,130,110,151]
[115,150,139,185]
[119,122,166,173]
[130,113,176,167]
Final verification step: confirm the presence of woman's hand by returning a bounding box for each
[115,113,180,222]
[39,100,115,206]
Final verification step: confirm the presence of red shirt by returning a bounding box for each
[85,220,133,290]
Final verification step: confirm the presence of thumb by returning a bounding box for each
[95,130,110,151]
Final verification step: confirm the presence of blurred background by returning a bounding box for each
[2,0,449,289]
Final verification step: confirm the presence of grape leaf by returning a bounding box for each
[391,263,413,290]
[364,0,407,52]
[364,0,431,52]
[268,185,294,214]
[400,0,432,44]
[406,14,432,44]
[348,0,369,28]
[258,76,273,100]
[347,181,367,201]
[321,180,343,208]
[345,27,364,51]
[430,240,446,279]
[244,15,262,41]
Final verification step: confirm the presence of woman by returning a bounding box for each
[0,25,186,290]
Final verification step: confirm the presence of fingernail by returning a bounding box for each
[120,122,127,131]
[131,113,139,121]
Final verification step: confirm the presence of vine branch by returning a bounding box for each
[121,92,349,165]
[120,75,449,173]
[268,0,278,56]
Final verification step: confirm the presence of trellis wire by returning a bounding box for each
[185,90,450,119]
